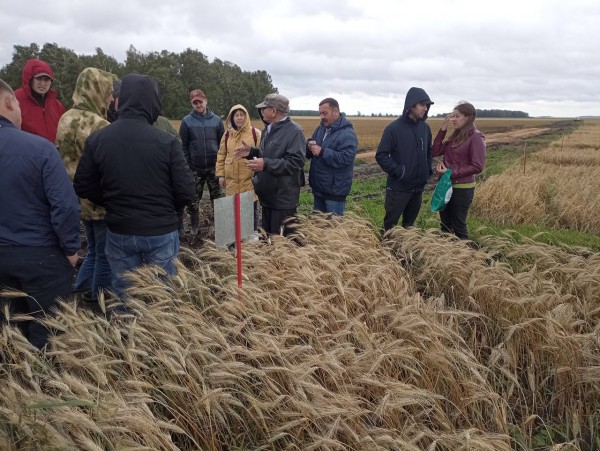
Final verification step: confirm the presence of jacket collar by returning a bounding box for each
[0,115,17,128]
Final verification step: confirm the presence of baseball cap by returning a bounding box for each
[33,72,53,81]
[190,89,207,102]
[256,93,289,114]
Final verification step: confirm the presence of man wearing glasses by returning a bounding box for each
[234,94,306,236]
[179,89,225,236]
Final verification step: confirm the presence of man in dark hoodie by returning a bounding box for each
[376,87,434,232]
[74,74,196,301]
[179,89,225,235]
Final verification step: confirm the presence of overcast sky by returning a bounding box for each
[1,0,598,117]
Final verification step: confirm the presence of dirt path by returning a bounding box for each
[356,127,550,163]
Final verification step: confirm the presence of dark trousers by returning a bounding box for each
[261,207,297,236]
[182,169,222,226]
[439,187,475,240]
[383,189,423,231]
[0,245,73,348]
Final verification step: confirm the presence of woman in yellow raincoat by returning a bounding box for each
[216,104,261,230]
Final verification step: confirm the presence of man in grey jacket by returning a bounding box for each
[234,93,306,236]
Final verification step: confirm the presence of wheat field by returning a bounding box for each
[473,119,600,234]
[1,214,598,450]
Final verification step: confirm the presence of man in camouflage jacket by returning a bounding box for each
[56,67,115,303]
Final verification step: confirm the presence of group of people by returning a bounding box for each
[0,58,485,348]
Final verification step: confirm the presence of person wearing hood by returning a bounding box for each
[306,98,358,215]
[14,59,66,143]
[432,101,486,240]
[376,87,434,232]
[73,74,196,302]
[215,104,261,230]
[56,67,115,305]
[179,89,225,235]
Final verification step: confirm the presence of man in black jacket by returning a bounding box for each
[376,87,434,232]
[234,93,306,236]
[74,74,196,301]
[179,89,225,235]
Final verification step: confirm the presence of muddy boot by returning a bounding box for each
[79,290,103,315]
[190,211,199,235]
[178,215,185,239]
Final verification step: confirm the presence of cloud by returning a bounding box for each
[1,0,598,117]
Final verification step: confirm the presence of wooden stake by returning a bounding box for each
[523,142,528,174]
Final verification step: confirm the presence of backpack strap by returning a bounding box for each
[224,127,256,153]
[252,126,258,146]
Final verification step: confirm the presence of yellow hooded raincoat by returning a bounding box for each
[215,104,261,197]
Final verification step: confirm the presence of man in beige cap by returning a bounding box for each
[234,93,306,236]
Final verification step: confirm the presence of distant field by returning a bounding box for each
[170,117,569,152]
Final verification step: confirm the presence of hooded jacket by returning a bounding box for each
[179,106,225,172]
[432,125,486,185]
[14,59,66,143]
[56,67,115,221]
[73,74,196,236]
[307,114,358,201]
[215,104,261,196]
[375,87,433,192]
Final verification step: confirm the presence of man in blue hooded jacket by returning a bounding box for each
[306,98,358,215]
[376,87,434,232]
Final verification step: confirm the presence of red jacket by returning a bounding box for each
[432,125,486,184]
[14,59,65,143]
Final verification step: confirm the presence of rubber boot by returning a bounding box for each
[190,211,199,235]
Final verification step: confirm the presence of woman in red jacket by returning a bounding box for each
[14,59,65,143]
[431,101,486,240]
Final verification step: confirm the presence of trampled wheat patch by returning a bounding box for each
[2,215,599,449]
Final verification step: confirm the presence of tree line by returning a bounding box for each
[0,43,278,119]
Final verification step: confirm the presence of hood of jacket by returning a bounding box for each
[71,67,115,119]
[118,73,161,124]
[402,87,434,120]
[328,113,353,132]
[225,104,251,132]
[20,59,57,98]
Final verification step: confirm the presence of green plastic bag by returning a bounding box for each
[431,169,453,212]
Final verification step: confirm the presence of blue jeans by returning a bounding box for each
[74,220,112,299]
[105,230,179,299]
[313,195,346,216]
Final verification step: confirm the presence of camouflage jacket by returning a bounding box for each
[56,67,115,221]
